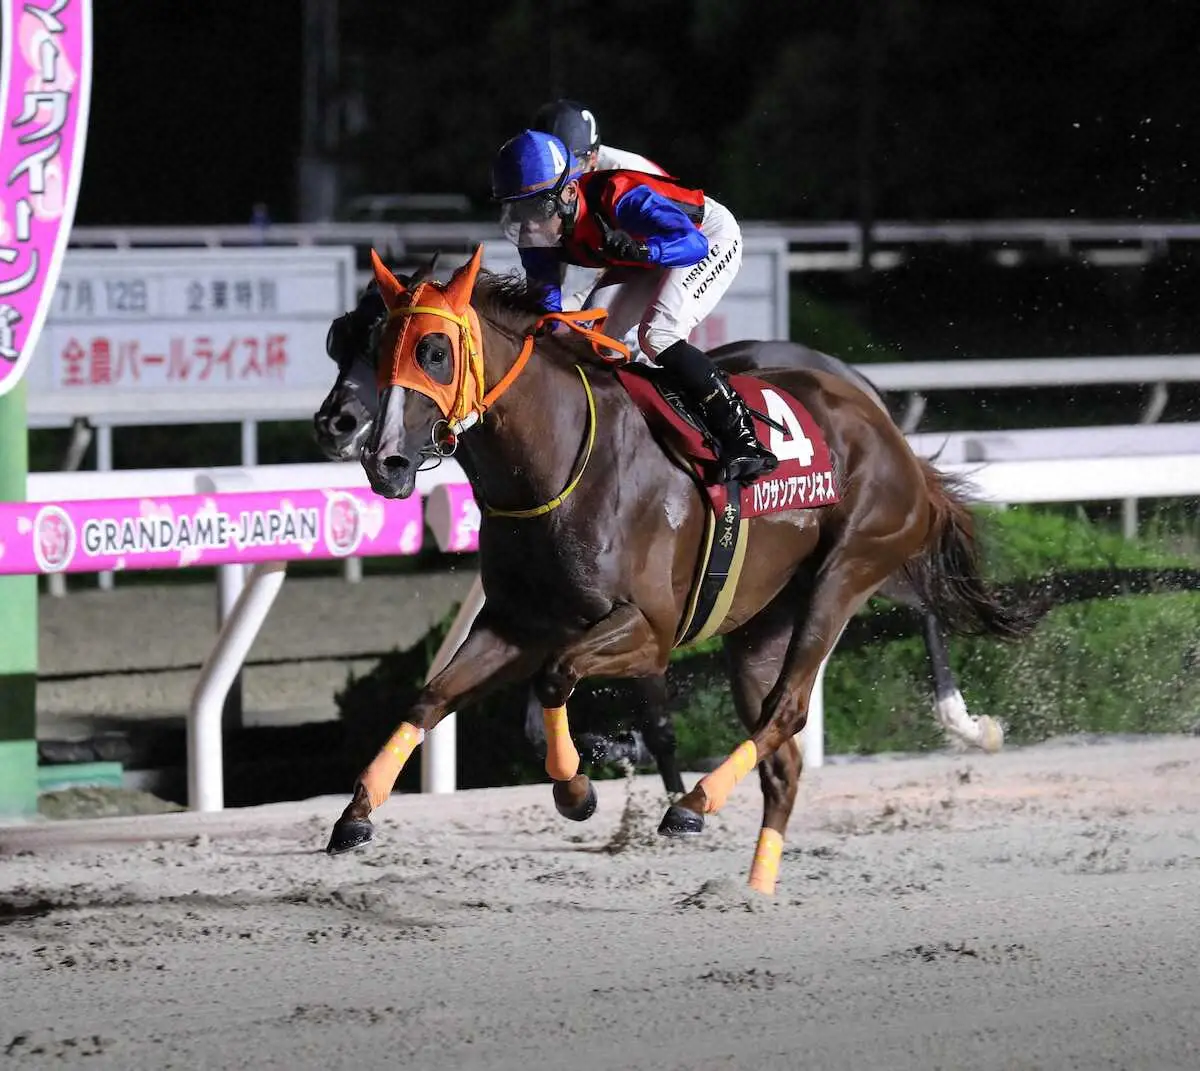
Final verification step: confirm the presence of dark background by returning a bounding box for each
[61,0,1200,476]
[76,0,1200,227]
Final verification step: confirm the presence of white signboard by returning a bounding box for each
[24,247,356,425]
[479,235,789,352]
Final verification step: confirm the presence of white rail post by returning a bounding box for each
[800,622,846,769]
[240,420,258,466]
[216,561,248,729]
[801,654,829,769]
[197,472,254,728]
[1122,381,1169,539]
[95,425,115,591]
[188,560,289,812]
[420,574,486,794]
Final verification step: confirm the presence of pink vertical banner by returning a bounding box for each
[0,0,91,395]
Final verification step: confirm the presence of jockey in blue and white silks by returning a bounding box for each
[491,128,777,485]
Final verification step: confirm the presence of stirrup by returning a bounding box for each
[711,416,779,483]
[718,448,778,486]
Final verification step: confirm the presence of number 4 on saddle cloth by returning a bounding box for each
[616,365,842,648]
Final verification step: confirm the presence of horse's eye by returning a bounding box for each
[415,332,454,385]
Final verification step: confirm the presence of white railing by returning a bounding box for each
[5,460,478,811]
[9,448,1200,809]
[28,353,1200,578]
[417,450,1200,783]
[20,431,1200,808]
[862,354,1200,391]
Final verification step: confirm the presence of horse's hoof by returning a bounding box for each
[977,715,1005,753]
[325,817,374,855]
[658,804,704,838]
[553,776,598,822]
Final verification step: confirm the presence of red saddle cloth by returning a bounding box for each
[615,367,841,517]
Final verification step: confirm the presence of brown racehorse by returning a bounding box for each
[327,245,1037,895]
[314,295,1006,794]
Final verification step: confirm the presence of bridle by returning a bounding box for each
[384,299,630,518]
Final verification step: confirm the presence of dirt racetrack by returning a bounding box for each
[3,735,1200,1070]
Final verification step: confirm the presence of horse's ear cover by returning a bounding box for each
[444,245,484,315]
[370,248,407,308]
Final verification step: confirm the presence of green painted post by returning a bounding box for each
[0,0,92,818]
[0,379,37,817]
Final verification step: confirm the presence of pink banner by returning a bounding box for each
[0,487,425,574]
[0,0,91,395]
[424,482,480,553]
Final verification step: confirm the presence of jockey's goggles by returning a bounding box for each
[500,195,566,248]
[501,192,560,224]
[497,153,577,248]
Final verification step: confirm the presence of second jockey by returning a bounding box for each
[491,128,777,486]
[529,99,665,330]
[531,97,665,179]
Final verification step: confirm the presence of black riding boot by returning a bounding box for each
[657,340,779,485]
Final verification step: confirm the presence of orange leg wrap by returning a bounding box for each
[747,827,784,896]
[359,722,424,809]
[543,705,580,782]
[698,739,758,814]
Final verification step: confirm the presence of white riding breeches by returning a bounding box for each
[579,195,742,361]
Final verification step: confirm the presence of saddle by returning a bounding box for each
[615,363,841,646]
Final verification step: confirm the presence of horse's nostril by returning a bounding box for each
[382,455,410,473]
[332,413,358,434]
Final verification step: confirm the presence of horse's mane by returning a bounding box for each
[471,268,600,365]
[471,269,547,326]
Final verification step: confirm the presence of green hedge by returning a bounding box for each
[336,504,1200,783]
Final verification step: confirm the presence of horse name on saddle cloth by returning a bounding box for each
[615,367,841,647]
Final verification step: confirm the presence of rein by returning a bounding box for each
[485,364,597,519]
[386,300,630,518]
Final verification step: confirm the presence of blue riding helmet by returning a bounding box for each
[492,130,585,248]
[491,129,583,202]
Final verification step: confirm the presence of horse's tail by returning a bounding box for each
[902,459,1041,641]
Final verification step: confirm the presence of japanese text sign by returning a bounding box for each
[23,246,356,422]
[0,0,91,396]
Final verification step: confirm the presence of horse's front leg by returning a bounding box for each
[326,617,543,854]
[534,602,665,822]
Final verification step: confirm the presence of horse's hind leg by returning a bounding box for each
[879,574,1003,752]
[922,611,1003,752]
[718,591,802,896]
[658,585,799,894]
[662,531,913,835]
[748,739,801,895]
[633,675,686,797]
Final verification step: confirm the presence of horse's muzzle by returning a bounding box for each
[313,407,372,462]
[362,449,418,500]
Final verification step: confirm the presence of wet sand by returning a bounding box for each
[4,735,1200,1069]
